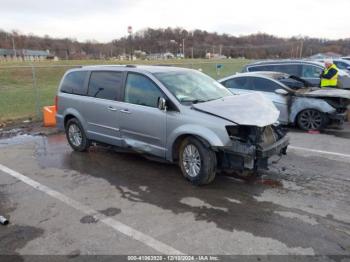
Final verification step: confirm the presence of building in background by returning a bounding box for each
[0,48,55,61]
[146,52,175,60]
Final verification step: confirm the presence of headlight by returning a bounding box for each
[225,125,256,142]
[225,125,240,137]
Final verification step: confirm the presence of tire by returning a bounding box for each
[297,109,326,131]
[178,137,217,185]
[65,118,91,152]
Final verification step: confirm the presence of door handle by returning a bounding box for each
[107,106,117,111]
[120,109,131,114]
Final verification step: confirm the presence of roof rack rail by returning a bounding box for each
[125,64,137,67]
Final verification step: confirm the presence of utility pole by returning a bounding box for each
[170,39,177,57]
[295,45,299,59]
[182,39,185,58]
[191,47,194,59]
[127,26,133,61]
[12,36,17,57]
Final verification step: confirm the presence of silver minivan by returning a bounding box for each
[56,65,289,185]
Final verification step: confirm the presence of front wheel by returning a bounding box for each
[297,109,326,131]
[179,137,217,185]
[65,118,91,152]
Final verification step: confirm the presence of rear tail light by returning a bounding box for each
[55,95,58,111]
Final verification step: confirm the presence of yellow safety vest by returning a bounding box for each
[321,64,338,88]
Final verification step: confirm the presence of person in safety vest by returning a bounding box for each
[320,59,339,88]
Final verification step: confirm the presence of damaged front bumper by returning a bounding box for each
[215,135,289,172]
[328,112,347,127]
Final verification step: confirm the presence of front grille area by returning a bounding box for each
[226,124,287,152]
[259,126,278,147]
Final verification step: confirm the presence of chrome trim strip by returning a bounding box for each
[121,129,160,141]
[88,122,120,132]
[87,131,122,140]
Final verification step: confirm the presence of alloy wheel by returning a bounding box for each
[299,109,323,130]
[68,123,83,147]
[182,144,201,178]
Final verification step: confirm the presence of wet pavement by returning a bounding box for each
[0,128,350,256]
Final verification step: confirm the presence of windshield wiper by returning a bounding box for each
[180,99,207,104]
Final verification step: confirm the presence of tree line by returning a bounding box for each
[1,27,349,59]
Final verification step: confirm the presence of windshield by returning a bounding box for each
[153,70,232,103]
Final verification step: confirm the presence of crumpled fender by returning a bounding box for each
[290,97,336,123]
[166,124,230,161]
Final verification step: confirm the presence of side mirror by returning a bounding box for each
[158,97,167,111]
[274,89,289,95]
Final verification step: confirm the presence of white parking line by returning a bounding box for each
[0,163,183,255]
[288,146,350,159]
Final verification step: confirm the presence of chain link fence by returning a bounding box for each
[0,59,249,124]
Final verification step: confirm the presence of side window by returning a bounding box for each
[88,71,122,100]
[274,64,302,76]
[247,65,273,72]
[60,71,88,95]
[222,77,252,90]
[124,73,163,107]
[301,65,323,78]
[334,61,347,70]
[250,77,282,92]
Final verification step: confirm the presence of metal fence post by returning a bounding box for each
[31,64,41,119]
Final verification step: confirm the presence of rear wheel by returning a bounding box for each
[178,137,217,185]
[297,109,326,131]
[65,118,91,152]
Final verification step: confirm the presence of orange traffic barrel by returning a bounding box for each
[43,106,56,127]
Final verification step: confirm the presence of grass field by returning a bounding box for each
[0,58,250,122]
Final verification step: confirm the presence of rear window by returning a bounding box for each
[87,71,123,100]
[60,71,88,95]
[222,77,252,90]
[250,77,281,92]
[248,64,302,76]
[248,65,273,72]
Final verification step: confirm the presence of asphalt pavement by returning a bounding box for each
[0,126,349,257]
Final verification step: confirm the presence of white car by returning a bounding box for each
[220,72,350,131]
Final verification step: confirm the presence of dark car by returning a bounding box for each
[242,59,350,89]
[317,58,350,73]
[242,59,350,88]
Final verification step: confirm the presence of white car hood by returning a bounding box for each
[299,88,350,99]
[192,93,280,127]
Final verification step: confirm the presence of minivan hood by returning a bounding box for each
[296,88,350,100]
[192,93,280,127]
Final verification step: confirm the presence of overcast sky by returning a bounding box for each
[0,0,349,42]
